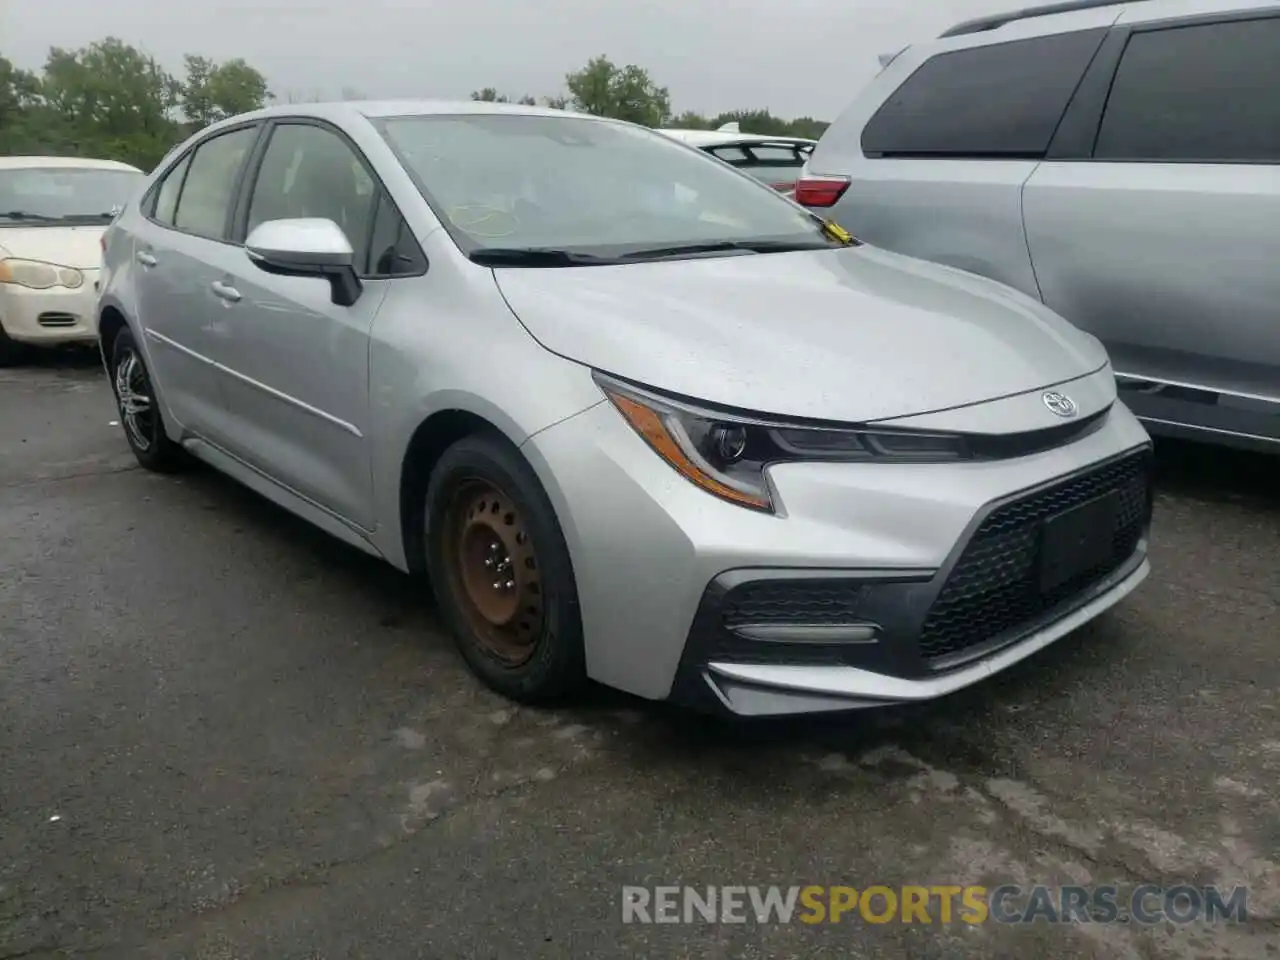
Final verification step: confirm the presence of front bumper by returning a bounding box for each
[522,385,1153,716]
[0,272,101,345]
[671,448,1151,715]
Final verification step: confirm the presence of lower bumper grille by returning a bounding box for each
[722,580,873,627]
[38,312,79,328]
[918,449,1151,665]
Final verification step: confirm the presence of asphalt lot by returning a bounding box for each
[1,353,1277,959]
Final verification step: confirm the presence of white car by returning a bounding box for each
[0,156,145,365]
[658,123,816,196]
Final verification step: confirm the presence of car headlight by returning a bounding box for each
[0,258,84,290]
[594,372,970,514]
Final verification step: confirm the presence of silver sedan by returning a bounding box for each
[98,101,1153,717]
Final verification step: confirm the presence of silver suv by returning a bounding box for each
[797,0,1280,453]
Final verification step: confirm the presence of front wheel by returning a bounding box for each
[110,327,185,472]
[425,434,586,703]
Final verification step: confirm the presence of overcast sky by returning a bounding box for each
[2,0,1012,119]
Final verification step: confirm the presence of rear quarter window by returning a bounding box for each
[861,28,1108,158]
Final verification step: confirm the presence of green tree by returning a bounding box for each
[710,109,829,140]
[0,56,44,152]
[470,88,537,105]
[39,38,182,169]
[205,58,270,118]
[180,55,216,127]
[182,54,270,128]
[784,116,830,140]
[669,110,710,129]
[565,56,670,127]
[542,95,569,110]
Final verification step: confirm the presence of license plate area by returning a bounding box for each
[1039,491,1121,593]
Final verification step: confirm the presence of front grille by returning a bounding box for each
[918,450,1151,665]
[38,312,79,328]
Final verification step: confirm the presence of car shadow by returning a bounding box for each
[14,344,104,373]
[1150,433,1277,510]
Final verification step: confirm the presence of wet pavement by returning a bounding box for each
[1,355,1277,959]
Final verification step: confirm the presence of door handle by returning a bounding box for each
[136,251,157,267]
[211,280,242,303]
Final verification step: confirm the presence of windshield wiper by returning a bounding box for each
[0,210,59,222]
[468,247,621,267]
[617,239,837,261]
[56,211,118,223]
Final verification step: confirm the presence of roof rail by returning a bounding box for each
[939,0,1148,37]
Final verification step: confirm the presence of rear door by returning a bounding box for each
[1023,11,1280,442]
[130,124,261,443]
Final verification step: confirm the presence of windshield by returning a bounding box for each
[376,114,838,260]
[0,167,144,223]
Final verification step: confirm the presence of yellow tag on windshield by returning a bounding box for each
[823,220,855,245]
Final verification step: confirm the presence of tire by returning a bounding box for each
[0,322,28,368]
[109,326,186,472]
[424,433,586,703]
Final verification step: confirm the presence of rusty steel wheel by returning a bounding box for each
[442,478,545,667]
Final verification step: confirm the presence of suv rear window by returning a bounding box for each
[1093,16,1280,163]
[861,28,1107,159]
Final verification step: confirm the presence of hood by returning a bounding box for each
[0,225,106,270]
[493,245,1108,424]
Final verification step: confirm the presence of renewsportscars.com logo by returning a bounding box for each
[621,885,1250,925]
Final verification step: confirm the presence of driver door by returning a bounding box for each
[200,120,387,531]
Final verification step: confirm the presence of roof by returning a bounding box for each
[0,156,143,172]
[939,0,1139,35]
[938,0,1278,37]
[209,99,604,127]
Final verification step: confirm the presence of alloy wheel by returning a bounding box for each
[114,347,155,452]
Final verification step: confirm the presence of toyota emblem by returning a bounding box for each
[1042,391,1078,418]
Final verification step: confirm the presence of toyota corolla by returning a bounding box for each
[97,101,1153,716]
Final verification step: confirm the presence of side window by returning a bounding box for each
[707,146,750,165]
[151,153,191,226]
[246,123,378,261]
[747,145,805,166]
[861,28,1108,158]
[173,127,257,239]
[365,192,426,278]
[1094,17,1280,163]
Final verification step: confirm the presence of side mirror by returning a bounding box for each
[244,218,363,307]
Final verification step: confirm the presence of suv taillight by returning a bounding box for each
[794,175,850,208]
